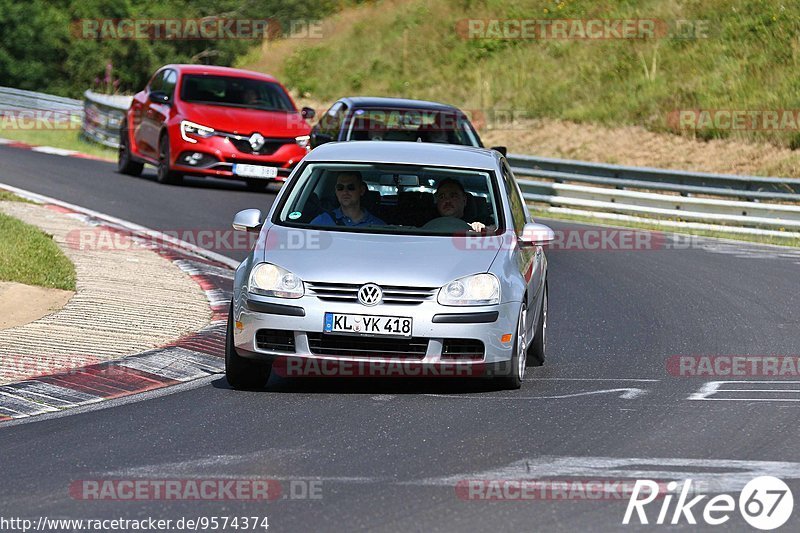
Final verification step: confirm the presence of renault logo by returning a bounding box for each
[248,133,265,151]
[357,283,382,306]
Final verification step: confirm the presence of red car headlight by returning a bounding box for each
[180,120,215,143]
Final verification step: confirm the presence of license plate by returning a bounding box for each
[233,164,278,179]
[324,313,412,337]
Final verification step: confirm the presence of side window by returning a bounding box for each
[149,71,165,93]
[320,102,348,139]
[501,161,527,233]
[162,70,177,99]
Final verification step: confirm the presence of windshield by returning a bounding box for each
[179,74,295,112]
[345,108,481,147]
[276,162,503,235]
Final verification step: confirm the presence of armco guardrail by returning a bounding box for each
[510,154,800,238]
[82,91,132,149]
[0,86,83,114]
[0,86,131,149]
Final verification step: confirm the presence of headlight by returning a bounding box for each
[180,120,215,143]
[295,135,310,149]
[248,263,304,299]
[437,273,500,306]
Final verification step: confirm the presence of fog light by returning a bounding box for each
[184,153,203,165]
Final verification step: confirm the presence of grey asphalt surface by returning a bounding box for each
[1,144,799,532]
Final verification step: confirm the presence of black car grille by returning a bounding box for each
[256,329,296,352]
[441,339,485,361]
[307,333,428,359]
[228,137,294,155]
[306,282,437,305]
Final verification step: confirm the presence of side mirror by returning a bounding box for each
[519,222,555,246]
[232,209,263,232]
[301,107,316,119]
[149,91,170,104]
[310,131,333,148]
[491,146,507,156]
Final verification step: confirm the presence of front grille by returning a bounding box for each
[307,333,428,359]
[227,137,293,155]
[306,282,437,305]
[256,329,295,352]
[441,339,485,361]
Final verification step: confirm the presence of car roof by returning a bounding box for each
[304,141,501,170]
[339,97,467,114]
[162,64,279,83]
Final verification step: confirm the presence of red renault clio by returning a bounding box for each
[118,64,315,189]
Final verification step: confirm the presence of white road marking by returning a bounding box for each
[31,146,78,156]
[407,456,800,493]
[426,388,648,400]
[689,381,800,401]
[526,378,659,382]
[371,395,396,401]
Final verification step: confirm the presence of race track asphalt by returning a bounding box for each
[1,145,799,532]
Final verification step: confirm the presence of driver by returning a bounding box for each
[311,171,385,227]
[433,178,492,232]
[243,88,258,105]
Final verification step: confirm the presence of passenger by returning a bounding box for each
[310,171,386,227]
[434,178,493,232]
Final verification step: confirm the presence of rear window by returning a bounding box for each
[345,108,480,147]
[179,74,295,112]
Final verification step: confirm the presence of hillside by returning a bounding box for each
[240,0,800,176]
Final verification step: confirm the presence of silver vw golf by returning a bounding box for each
[227,141,554,389]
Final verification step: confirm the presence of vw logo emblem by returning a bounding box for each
[248,133,265,151]
[357,283,382,306]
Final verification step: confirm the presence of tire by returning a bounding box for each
[496,301,527,390]
[528,283,547,367]
[117,121,144,176]
[156,133,182,185]
[225,302,272,390]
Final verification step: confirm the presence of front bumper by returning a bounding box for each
[233,293,521,369]
[170,133,308,180]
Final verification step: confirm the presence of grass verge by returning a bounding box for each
[0,128,117,161]
[529,207,800,249]
[0,190,32,203]
[0,211,76,290]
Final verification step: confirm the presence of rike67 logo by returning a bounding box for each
[623,476,794,530]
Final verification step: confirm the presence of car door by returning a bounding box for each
[310,101,348,147]
[142,69,176,158]
[135,70,165,159]
[501,160,541,322]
